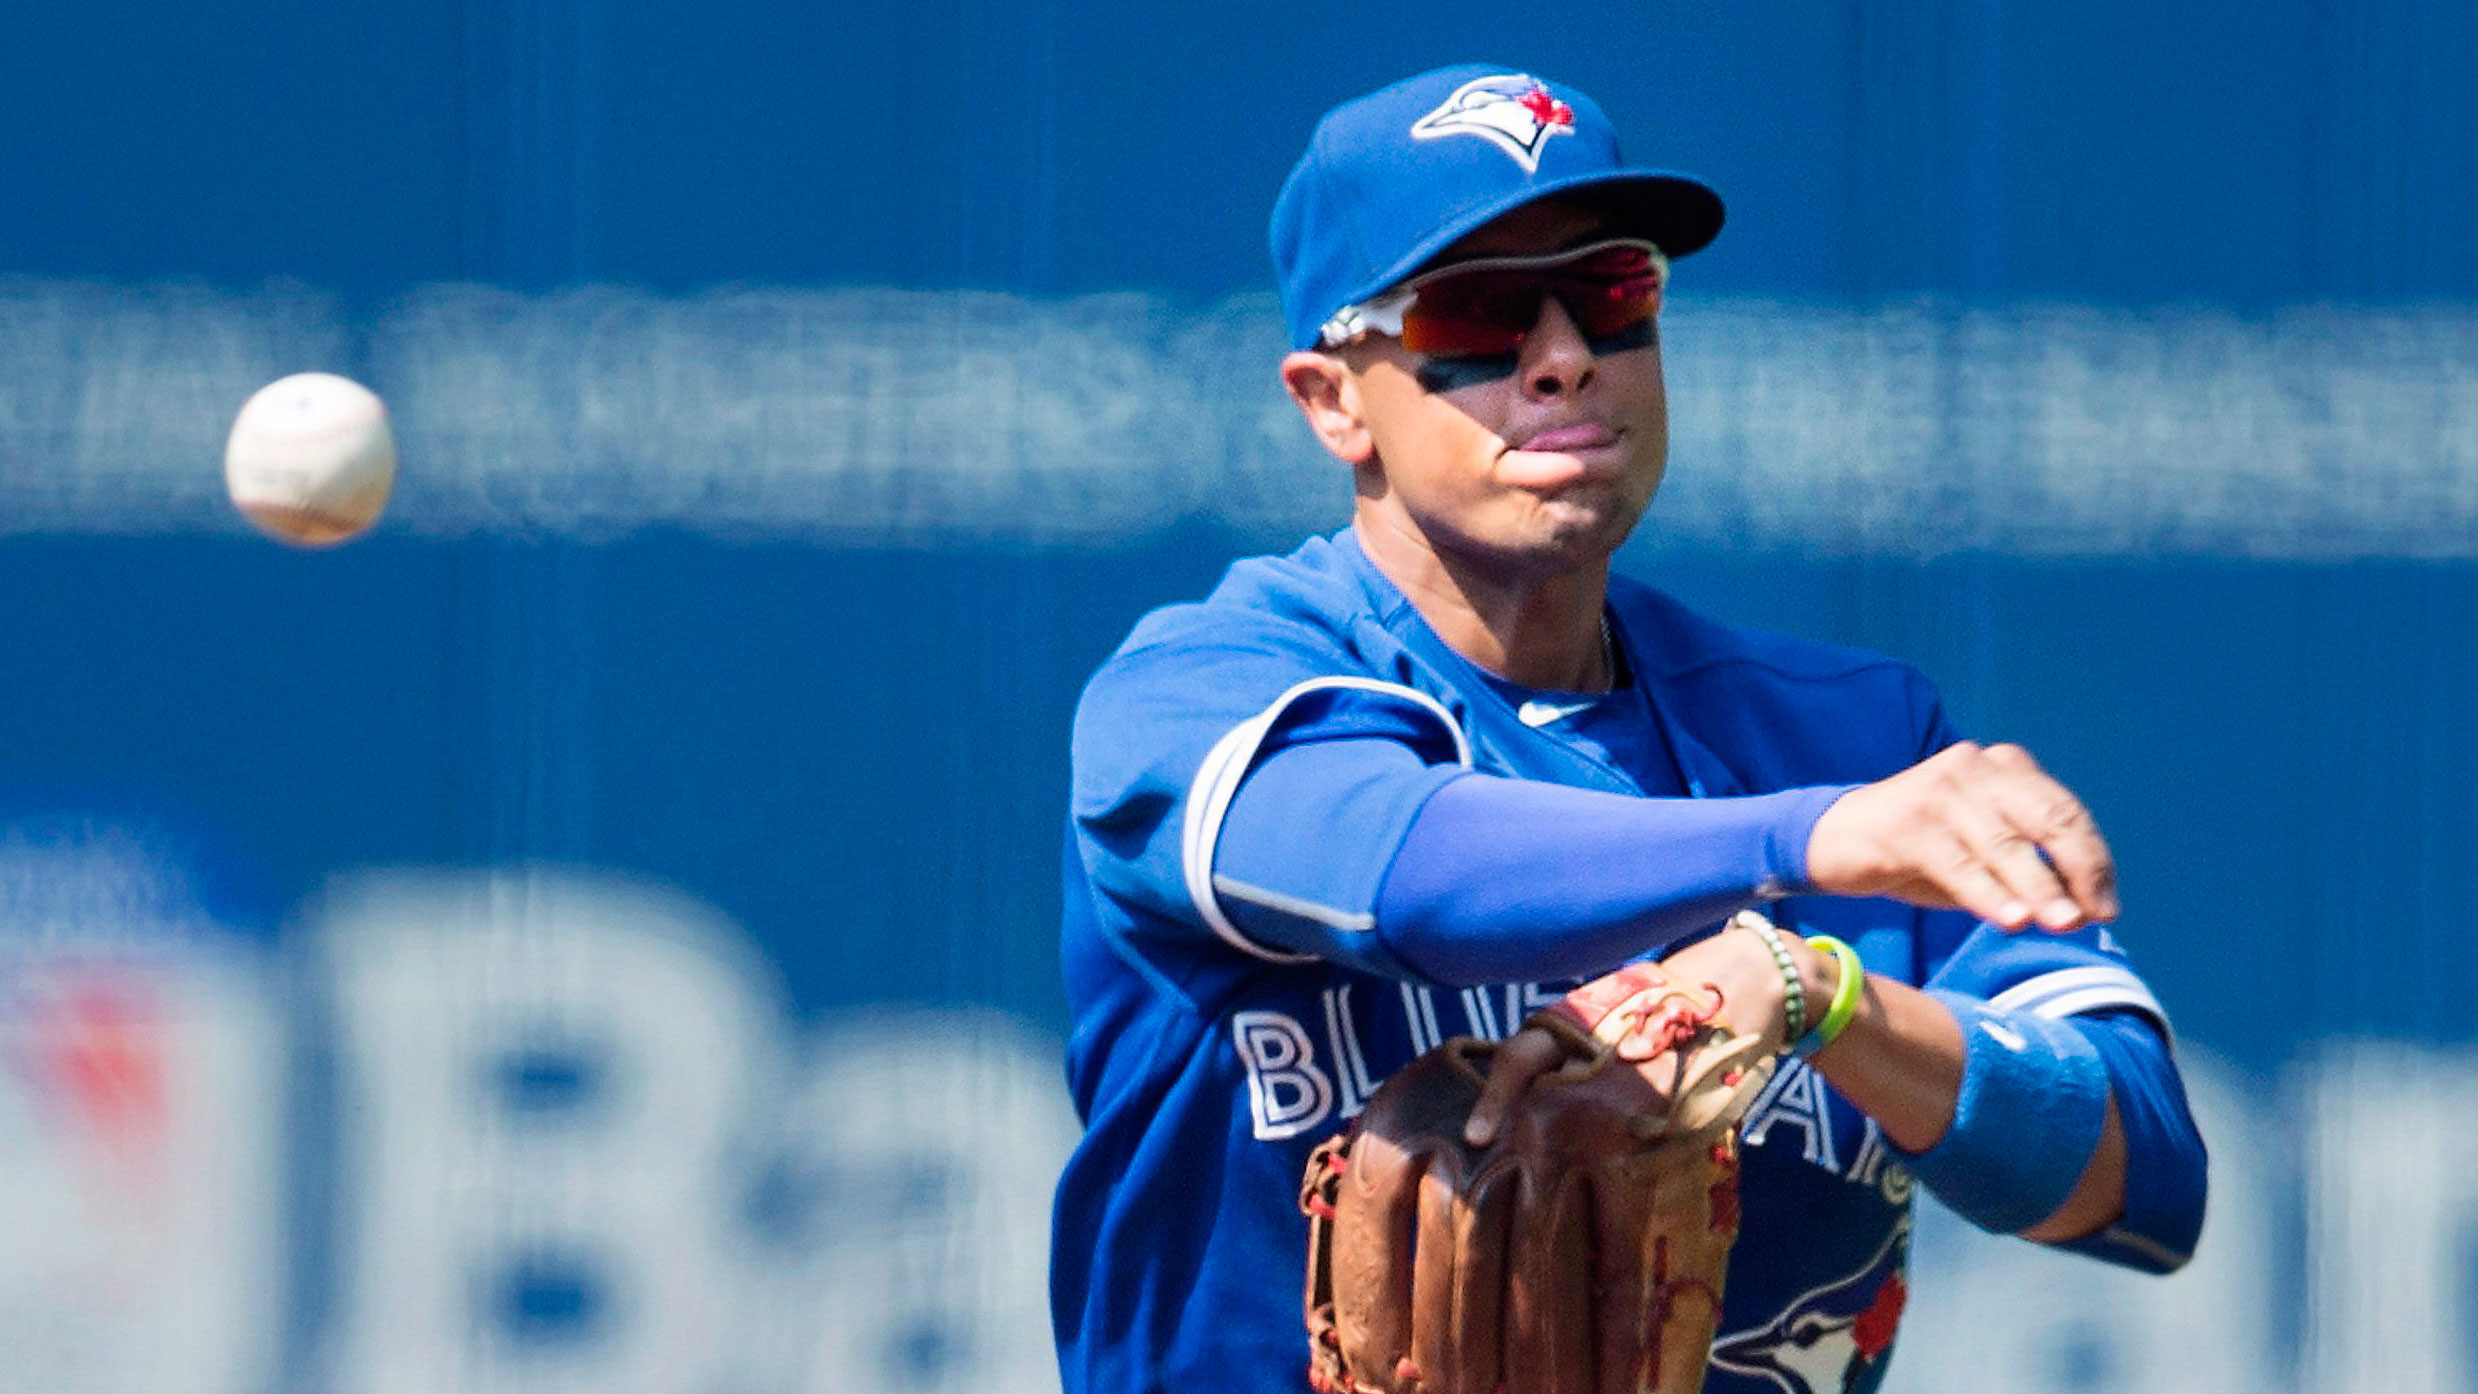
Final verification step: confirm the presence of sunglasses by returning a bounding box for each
[1317,238,1669,362]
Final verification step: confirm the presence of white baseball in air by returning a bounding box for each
[224,371,397,547]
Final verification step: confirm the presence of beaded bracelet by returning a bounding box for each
[1732,912,1806,1044]
[1795,935,1866,1058]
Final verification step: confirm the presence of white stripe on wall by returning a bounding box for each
[5,279,2476,557]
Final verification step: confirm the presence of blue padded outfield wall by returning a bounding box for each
[2,4,2475,1392]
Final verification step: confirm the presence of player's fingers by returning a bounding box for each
[1910,828,2052,930]
[1982,755,2119,926]
[1464,1028,1566,1147]
[1933,785,2075,930]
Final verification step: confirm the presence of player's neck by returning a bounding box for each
[1354,515,1614,693]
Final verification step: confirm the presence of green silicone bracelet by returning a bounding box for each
[1794,935,1866,1057]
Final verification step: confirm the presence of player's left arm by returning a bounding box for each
[1811,681,2205,1271]
[1789,924,2204,1273]
[1472,923,2204,1274]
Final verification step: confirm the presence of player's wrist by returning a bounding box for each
[1786,934,1839,1028]
[1793,936,1867,1057]
[1724,911,1810,1047]
[1771,783,1865,894]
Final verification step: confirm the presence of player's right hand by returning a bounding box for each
[1803,740,2118,933]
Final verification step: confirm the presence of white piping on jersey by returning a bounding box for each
[1180,676,1472,964]
[1212,874,1377,932]
[1987,965,2173,1045]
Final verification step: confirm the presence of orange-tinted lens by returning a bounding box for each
[1396,247,1664,357]
[1396,277,1541,355]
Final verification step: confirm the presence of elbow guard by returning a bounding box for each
[1902,991,2111,1236]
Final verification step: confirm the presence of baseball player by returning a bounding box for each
[1052,65,2206,1394]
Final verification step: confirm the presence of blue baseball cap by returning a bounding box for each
[1270,65,1725,351]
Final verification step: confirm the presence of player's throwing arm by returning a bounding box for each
[1805,741,2118,933]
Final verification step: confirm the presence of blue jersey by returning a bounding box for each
[1052,530,2172,1394]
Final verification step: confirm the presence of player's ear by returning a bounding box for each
[1280,351,1375,466]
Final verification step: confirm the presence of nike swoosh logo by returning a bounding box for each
[1517,697,1599,727]
[1979,1019,2028,1052]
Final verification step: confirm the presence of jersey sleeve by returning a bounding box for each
[1069,612,1471,966]
[1923,922,2172,1041]
[2053,1009,2208,1273]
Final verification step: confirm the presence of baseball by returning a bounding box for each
[224,372,397,547]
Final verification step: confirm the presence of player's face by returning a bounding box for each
[1341,200,1669,577]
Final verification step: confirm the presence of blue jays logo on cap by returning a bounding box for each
[1410,74,1578,174]
[1708,1220,1910,1394]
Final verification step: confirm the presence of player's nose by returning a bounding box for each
[1517,298,1595,399]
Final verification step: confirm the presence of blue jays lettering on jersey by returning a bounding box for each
[1052,529,2172,1394]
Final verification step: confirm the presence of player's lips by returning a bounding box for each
[1500,422,1623,488]
[1513,422,1618,453]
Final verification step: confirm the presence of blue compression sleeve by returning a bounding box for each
[1374,774,1849,983]
[2053,1010,2208,1274]
[1210,735,1851,986]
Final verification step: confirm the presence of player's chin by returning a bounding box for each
[1495,505,1638,574]
[1524,482,1650,552]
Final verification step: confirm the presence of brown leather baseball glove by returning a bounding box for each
[1300,958,1778,1394]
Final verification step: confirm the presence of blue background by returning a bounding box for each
[12,1,2476,302]
[5,0,2475,1081]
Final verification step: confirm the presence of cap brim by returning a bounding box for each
[1346,169,1724,309]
